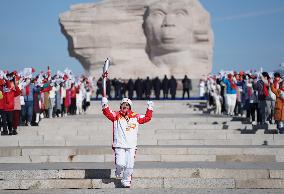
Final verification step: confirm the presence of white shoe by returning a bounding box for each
[252,121,257,126]
[121,180,131,188]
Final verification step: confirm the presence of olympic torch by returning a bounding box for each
[102,58,110,97]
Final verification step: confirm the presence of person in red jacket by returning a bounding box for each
[70,83,77,115]
[102,97,154,188]
[2,79,21,135]
[0,78,5,134]
[12,76,22,133]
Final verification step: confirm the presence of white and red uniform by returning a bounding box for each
[102,106,153,187]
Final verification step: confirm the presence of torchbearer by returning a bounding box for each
[101,59,154,188]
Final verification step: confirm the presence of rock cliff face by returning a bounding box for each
[59,0,214,79]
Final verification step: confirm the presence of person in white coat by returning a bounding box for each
[101,97,153,188]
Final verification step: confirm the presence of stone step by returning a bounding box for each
[23,123,270,130]
[2,178,284,189]
[16,127,278,139]
[0,162,284,189]
[16,119,276,131]
[0,134,282,147]
[0,146,284,163]
[0,136,283,147]
[157,139,284,146]
[14,131,281,138]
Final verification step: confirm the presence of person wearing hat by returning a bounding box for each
[101,97,154,188]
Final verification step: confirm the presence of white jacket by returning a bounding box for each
[102,106,153,148]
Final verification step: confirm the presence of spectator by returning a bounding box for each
[106,79,112,99]
[22,78,35,126]
[0,78,4,133]
[96,78,103,99]
[3,80,21,135]
[32,84,41,126]
[49,84,56,118]
[65,83,71,115]
[55,83,62,117]
[153,77,161,100]
[256,72,271,124]
[222,74,237,116]
[271,81,284,133]
[135,77,143,100]
[199,79,206,98]
[42,81,52,117]
[182,75,191,99]
[162,75,169,99]
[235,73,245,116]
[169,76,177,100]
[85,88,92,111]
[121,80,128,98]
[127,79,134,100]
[13,78,21,132]
[113,78,122,100]
[246,75,260,125]
[212,83,222,115]
[144,77,152,100]
[61,83,67,116]
[268,72,281,124]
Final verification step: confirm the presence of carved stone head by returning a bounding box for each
[142,0,213,78]
[143,0,194,57]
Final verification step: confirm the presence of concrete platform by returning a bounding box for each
[0,145,284,163]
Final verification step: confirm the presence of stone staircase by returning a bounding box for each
[0,100,284,190]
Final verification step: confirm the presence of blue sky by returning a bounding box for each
[0,0,283,75]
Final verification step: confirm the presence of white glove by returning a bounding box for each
[147,101,154,110]
[101,97,108,107]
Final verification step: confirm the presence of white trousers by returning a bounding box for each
[215,101,222,115]
[35,113,40,123]
[76,101,82,115]
[114,148,136,187]
[226,94,237,115]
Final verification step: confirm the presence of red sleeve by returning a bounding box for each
[102,106,116,122]
[137,109,153,124]
[14,86,21,97]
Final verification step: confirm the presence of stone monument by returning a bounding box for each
[59,0,214,79]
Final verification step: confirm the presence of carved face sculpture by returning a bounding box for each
[143,0,194,56]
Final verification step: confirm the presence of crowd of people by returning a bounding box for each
[0,68,94,136]
[96,75,192,100]
[3,65,284,135]
[204,70,284,133]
